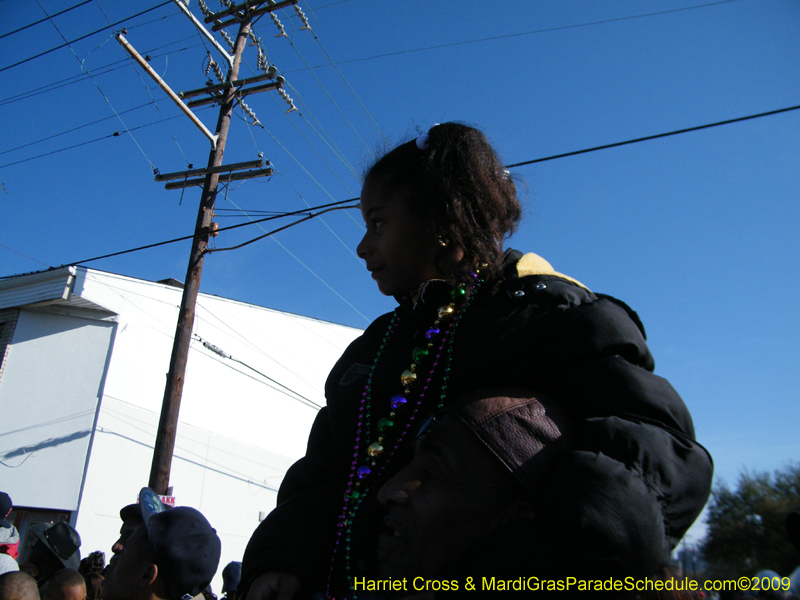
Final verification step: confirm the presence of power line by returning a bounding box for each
[297,0,741,72]
[34,0,158,173]
[505,104,800,168]
[0,100,156,157]
[302,5,387,144]
[0,244,53,268]
[193,334,321,409]
[3,102,796,278]
[0,105,213,170]
[0,36,201,107]
[0,0,93,40]
[0,200,358,277]
[0,1,172,74]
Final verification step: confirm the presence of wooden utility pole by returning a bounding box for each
[147,17,252,495]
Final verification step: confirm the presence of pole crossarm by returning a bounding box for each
[204,0,297,25]
[116,33,219,149]
[154,159,265,181]
[211,0,299,31]
[186,79,282,108]
[179,70,278,99]
[164,167,274,189]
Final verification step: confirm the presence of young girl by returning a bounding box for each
[240,123,712,600]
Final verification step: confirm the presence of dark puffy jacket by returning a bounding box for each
[240,250,713,598]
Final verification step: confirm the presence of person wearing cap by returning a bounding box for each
[25,522,81,596]
[101,506,221,600]
[376,390,703,595]
[221,562,241,600]
[0,492,21,562]
[112,504,145,556]
[110,488,168,561]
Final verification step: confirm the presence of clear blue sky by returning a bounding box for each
[2,0,799,548]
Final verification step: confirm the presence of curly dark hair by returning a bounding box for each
[364,122,522,281]
[78,551,105,577]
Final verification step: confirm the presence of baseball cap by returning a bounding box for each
[120,487,166,523]
[145,507,221,600]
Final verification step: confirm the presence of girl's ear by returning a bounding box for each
[143,563,159,587]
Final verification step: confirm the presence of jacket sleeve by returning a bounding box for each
[239,313,395,598]
[469,273,712,573]
[530,288,713,567]
[239,406,343,598]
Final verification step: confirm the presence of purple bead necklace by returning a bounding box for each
[324,272,482,600]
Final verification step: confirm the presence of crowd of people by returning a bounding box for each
[3,123,724,599]
[0,490,239,600]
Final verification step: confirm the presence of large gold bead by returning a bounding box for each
[367,442,384,457]
[437,305,455,319]
[400,369,417,386]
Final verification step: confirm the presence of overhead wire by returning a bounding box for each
[0,36,202,108]
[0,1,173,74]
[301,0,387,143]
[0,107,214,170]
[504,104,800,168]
[0,99,166,157]
[94,0,194,167]
[0,200,358,277]
[207,204,357,253]
[296,0,742,71]
[4,102,797,277]
[32,0,160,172]
[194,299,348,394]
[246,112,367,239]
[253,16,377,161]
[272,163,364,255]
[244,26,362,182]
[270,90,359,196]
[222,25,369,323]
[0,244,53,268]
[192,334,321,409]
[0,0,93,40]
[88,278,325,410]
[216,195,370,324]
[226,36,366,232]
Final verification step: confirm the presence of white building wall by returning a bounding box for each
[77,269,359,458]
[69,269,362,591]
[0,308,116,511]
[78,396,294,593]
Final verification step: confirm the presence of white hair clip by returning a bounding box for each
[415,123,440,150]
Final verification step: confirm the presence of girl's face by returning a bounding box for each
[357,178,442,297]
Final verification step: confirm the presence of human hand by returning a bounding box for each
[244,573,300,600]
